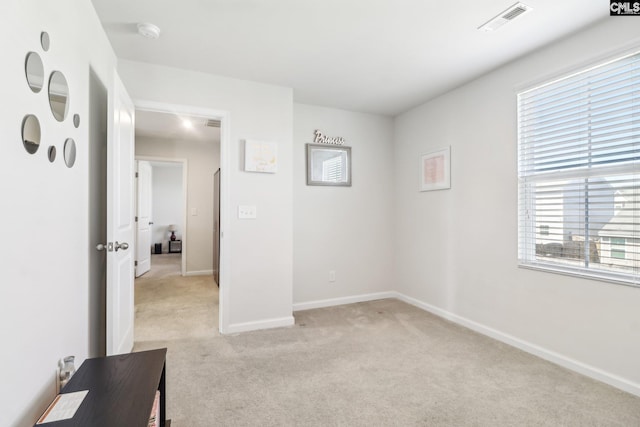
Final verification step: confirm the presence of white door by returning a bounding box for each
[136,160,152,277]
[106,73,136,355]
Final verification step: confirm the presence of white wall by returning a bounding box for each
[137,138,218,273]
[150,164,184,252]
[0,1,117,426]
[293,104,395,308]
[393,18,640,394]
[119,60,294,332]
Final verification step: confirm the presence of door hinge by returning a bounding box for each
[135,216,138,222]
[135,261,138,267]
[135,172,139,178]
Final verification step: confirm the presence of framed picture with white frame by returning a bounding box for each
[420,146,450,191]
[244,139,278,173]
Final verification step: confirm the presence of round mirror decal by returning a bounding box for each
[41,32,50,51]
[64,138,76,168]
[48,146,57,163]
[25,52,45,93]
[48,71,69,122]
[22,115,41,154]
[22,32,79,168]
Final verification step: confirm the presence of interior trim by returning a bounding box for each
[292,292,397,312]
[226,316,295,335]
[394,292,640,398]
[184,270,214,277]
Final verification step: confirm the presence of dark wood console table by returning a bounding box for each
[37,348,170,427]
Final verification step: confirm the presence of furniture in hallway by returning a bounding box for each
[169,240,182,253]
[38,348,170,426]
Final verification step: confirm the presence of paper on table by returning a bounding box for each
[36,390,89,424]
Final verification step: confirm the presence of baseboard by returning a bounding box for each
[184,270,213,277]
[393,291,640,398]
[293,292,397,312]
[226,316,295,334]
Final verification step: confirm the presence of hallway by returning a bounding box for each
[134,254,219,344]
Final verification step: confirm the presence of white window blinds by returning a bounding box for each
[518,51,640,286]
[322,155,343,182]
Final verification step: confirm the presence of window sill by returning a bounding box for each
[518,261,639,289]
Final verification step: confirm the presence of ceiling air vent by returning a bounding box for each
[205,119,221,128]
[478,2,532,32]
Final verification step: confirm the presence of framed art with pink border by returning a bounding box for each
[420,146,450,191]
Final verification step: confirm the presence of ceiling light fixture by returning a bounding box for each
[137,23,161,39]
[478,2,532,32]
[182,119,193,129]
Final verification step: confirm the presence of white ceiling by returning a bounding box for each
[92,0,608,116]
[135,109,220,143]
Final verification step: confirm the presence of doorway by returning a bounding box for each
[132,101,228,337]
[135,159,187,278]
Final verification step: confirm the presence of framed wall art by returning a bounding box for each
[245,140,278,173]
[420,146,450,191]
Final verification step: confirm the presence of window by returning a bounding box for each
[518,51,640,286]
[611,237,626,259]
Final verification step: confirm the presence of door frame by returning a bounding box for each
[134,157,188,277]
[134,99,231,334]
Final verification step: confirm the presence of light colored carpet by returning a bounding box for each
[135,254,219,342]
[134,258,640,426]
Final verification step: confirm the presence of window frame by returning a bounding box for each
[517,49,640,288]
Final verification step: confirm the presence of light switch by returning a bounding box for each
[191,208,198,216]
[238,205,257,219]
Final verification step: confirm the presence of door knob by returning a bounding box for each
[115,241,129,252]
[96,242,114,252]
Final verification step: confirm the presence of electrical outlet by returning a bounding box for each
[238,205,257,219]
[329,270,336,282]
